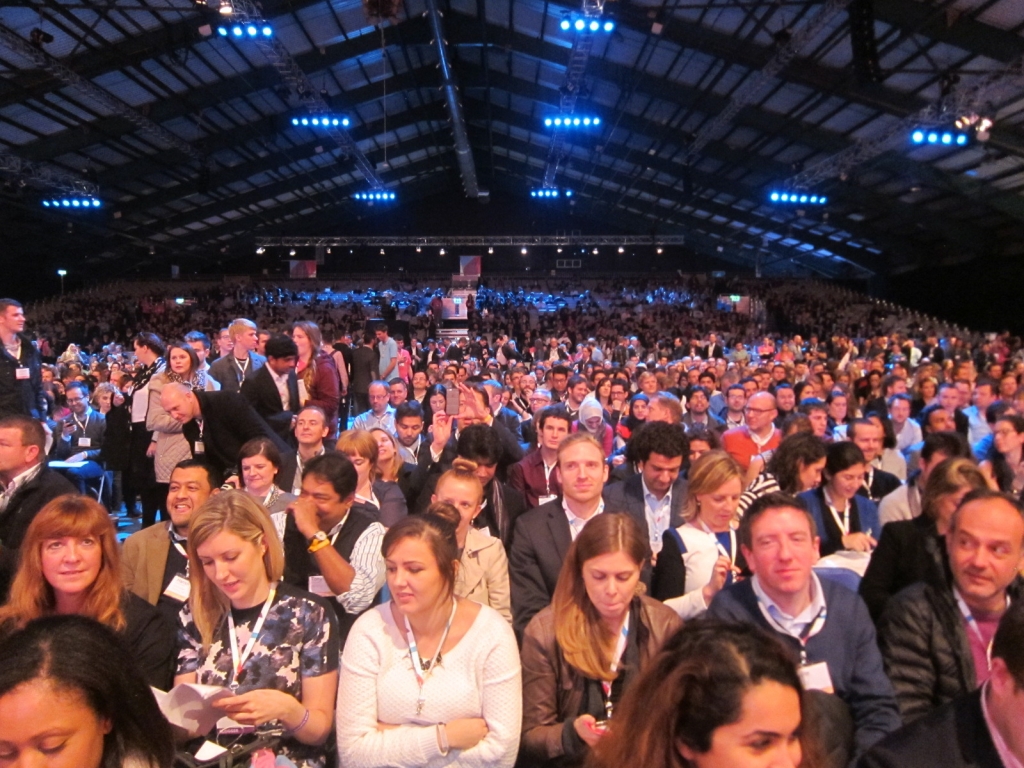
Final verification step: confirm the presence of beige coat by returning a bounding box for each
[456,526,512,624]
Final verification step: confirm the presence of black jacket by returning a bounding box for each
[859,515,946,623]
[241,365,301,446]
[349,345,378,394]
[856,690,1003,768]
[0,333,47,420]
[878,574,1024,723]
[183,391,289,478]
[0,466,76,599]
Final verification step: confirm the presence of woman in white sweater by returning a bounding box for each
[337,513,522,768]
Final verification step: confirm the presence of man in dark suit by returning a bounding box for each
[848,419,902,502]
[602,421,688,556]
[159,383,289,481]
[349,333,378,416]
[509,432,646,637]
[207,317,265,394]
[0,299,47,421]
[702,332,724,360]
[0,415,75,599]
[241,334,301,446]
[49,380,107,495]
[857,600,1024,768]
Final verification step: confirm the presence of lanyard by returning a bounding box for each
[758,602,827,665]
[72,411,91,432]
[261,486,281,509]
[167,524,189,573]
[954,589,1009,671]
[226,582,277,689]
[699,521,736,565]
[327,515,347,546]
[863,467,874,497]
[233,355,250,383]
[823,489,850,536]
[600,613,630,720]
[404,599,457,716]
[542,459,556,496]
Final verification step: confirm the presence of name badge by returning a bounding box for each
[77,437,92,448]
[538,494,558,507]
[798,661,834,694]
[163,573,191,602]
[307,575,334,597]
[15,367,30,380]
[194,440,205,455]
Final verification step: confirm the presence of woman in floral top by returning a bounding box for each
[175,491,339,768]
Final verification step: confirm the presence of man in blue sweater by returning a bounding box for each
[709,492,901,764]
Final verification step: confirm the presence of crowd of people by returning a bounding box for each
[0,280,1022,768]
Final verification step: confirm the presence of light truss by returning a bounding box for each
[255,234,690,247]
[0,23,204,164]
[0,153,99,196]
[224,0,384,189]
[788,53,1024,189]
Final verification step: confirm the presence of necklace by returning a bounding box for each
[403,600,458,716]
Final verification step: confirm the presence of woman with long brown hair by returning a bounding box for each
[520,513,681,766]
[291,321,341,440]
[0,494,176,689]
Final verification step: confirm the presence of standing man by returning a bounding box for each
[241,334,301,446]
[208,318,265,394]
[375,323,399,383]
[125,332,165,525]
[0,299,46,421]
[350,332,378,416]
[121,460,221,628]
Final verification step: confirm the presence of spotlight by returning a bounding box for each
[589,20,599,31]
[293,115,349,128]
[544,118,553,127]
[592,248,598,254]
[530,186,572,199]
[416,247,422,253]
[256,246,265,254]
[656,247,663,254]
[218,0,233,14]
[911,130,925,144]
[289,249,296,256]
[263,26,273,36]
[246,25,258,36]
[768,190,826,205]
[217,26,227,35]
[618,247,624,253]
[543,115,601,130]
[560,18,571,31]
[521,247,527,255]
[232,25,243,36]
[574,18,585,30]
[488,247,494,254]
[439,248,446,255]
[603,20,615,32]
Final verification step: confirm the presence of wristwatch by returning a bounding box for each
[307,531,330,553]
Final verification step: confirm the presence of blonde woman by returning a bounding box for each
[651,450,745,620]
[520,513,680,767]
[336,429,408,527]
[174,491,339,768]
[429,458,512,623]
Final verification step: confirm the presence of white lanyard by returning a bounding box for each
[757,602,827,665]
[863,467,874,496]
[543,460,556,495]
[954,589,1008,671]
[403,599,457,716]
[226,582,277,689]
[233,355,250,383]
[823,489,850,536]
[700,521,736,565]
[600,613,630,720]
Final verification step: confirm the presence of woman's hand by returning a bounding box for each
[573,715,607,747]
[701,555,731,605]
[444,718,489,750]
[146,441,158,458]
[841,532,876,552]
[212,689,304,728]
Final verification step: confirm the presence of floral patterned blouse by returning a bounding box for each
[177,581,340,768]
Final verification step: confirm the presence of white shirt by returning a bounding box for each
[0,463,42,513]
[563,497,605,540]
[752,572,827,640]
[268,367,291,411]
[641,478,673,554]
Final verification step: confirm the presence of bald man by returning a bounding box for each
[721,390,781,472]
[160,383,289,482]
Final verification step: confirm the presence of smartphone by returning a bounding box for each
[445,388,460,415]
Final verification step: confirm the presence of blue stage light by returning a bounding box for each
[589,20,599,31]
[911,130,924,143]
[957,134,968,145]
[544,118,552,127]
[42,201,50,207]
[246,25,257,36]
[574,18,585,30]
[927,132,938,143]
[217,26,227,35]
[232,25,243,36]
[941,133,952,144]
[593,117,600,125]
[312,118,319,125]
[603,20,614,31]
[566,190,573,197]
[262,26,272,36]
[770,192,780,202]
[560,18,570,30]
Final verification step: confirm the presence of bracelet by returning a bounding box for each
[436,723,450,756]
[287,708,310,734]
[307,537,331,553]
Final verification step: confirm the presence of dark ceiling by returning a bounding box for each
[1,0,1023,285]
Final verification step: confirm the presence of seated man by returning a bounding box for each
[877,490,1024,723]
[0,415,75,599]
[602,421,688,557]
[282,404,330,495]
[393,400,427,465]
[350,380,396,432]
[507,406,569,509]
[49,381,106,495]
[858,601,1024,768]
[709,492,901,762]
[847,419,902,502]
[722,391,781,473]
[878,432,969,525]
[281,452,386,649]
[121,460,221,628]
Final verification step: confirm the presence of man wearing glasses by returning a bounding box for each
[722,390,781,473]
[50,380,107,495]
